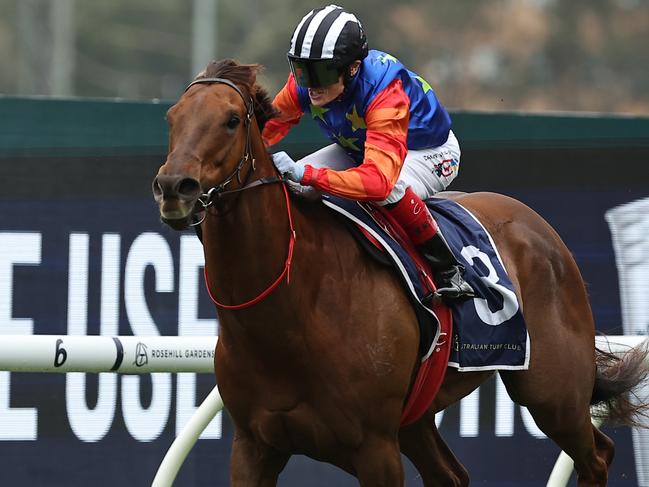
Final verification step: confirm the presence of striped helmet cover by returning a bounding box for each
[288,5,368,64]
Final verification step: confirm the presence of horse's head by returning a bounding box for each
[152,59,277,230]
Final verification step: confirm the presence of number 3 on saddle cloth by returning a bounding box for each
[321,194,529,426]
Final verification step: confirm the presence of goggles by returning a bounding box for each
[287,56,342,88]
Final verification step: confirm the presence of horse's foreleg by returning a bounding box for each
[352,434,404,487]
[399,411,469,487]
[230,430,290,487]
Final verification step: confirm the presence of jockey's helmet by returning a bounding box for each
[287,5,368,88]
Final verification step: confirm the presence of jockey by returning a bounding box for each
[262,4,474,302]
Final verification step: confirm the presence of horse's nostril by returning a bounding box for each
[178,178,201,198]
[152,174,200,202]
[152,178,163,197]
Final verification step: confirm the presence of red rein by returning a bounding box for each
[203,182,296,310]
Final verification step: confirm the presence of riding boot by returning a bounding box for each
[417,231,475,301]
[386,186,474,302]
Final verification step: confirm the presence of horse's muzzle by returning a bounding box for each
[152,174,202,230]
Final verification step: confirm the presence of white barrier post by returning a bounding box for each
[151,386,224,487]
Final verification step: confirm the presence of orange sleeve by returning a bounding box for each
[301,78,410,201]
[262,74,304,147]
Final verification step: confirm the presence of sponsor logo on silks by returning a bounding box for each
[134,342,148,367]
[434,158,458,178]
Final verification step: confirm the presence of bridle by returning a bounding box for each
[182,77,296,310]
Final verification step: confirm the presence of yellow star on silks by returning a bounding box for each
[378,53,398,64]
[335,133,361,151]
[345,105,366,132]
[310,104,329,122]
[415,75,432,94]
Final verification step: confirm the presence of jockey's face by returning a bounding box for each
[307,76,344,106]
[307,61,361,107]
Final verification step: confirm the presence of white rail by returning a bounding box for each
[0,335,217,373]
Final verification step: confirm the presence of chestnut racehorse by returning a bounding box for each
[153,59,648,486]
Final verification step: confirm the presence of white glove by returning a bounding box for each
[272,151,305,183]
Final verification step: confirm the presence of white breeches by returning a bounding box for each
[296,130,461,205]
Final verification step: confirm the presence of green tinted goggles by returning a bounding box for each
[287,56,342,88]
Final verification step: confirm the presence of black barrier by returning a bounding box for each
[1,97,648,486]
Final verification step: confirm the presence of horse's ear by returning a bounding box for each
[245,64,263,87]
[199,59,238,80]
[195,60,220,80]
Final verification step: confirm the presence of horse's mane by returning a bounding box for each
[197,59,278,131]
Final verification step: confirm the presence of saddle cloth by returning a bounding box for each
[322,194,530,371]
[426,197,529,371]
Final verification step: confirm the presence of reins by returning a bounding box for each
[185,77,297,310]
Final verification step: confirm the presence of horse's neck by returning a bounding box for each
[201,135,296,311]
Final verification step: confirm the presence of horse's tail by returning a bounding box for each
[591,340,649,427]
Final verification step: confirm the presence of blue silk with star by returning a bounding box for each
[294,49,453,162]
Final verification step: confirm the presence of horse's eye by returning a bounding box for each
[226,116,240,130]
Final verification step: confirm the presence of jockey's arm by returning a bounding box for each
[301,78,410,201]
[262,74,304,147]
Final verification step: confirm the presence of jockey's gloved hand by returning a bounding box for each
[272,151,305,183]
